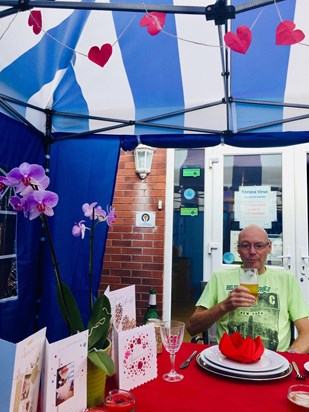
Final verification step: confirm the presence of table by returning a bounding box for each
[118,342,309,412]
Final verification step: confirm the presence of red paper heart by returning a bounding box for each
[28,11,42,35]
[276,20,305,45]
[88,44,113,67]
[224,26,252,54]
[139,12,166,36]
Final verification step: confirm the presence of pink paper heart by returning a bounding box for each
[88,44,113,67]
[139,12,166,36]
[28,11,42,35]
[224,26,252,54]
[276,20,305,45]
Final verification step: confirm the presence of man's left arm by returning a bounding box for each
[288,317,309,354]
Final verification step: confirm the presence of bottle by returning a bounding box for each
[143,288,159,324]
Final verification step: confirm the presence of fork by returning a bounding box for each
[292,361,306,380]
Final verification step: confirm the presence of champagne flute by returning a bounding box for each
[160,320,185,382]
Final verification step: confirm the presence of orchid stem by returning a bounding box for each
[40,214,71,334]
[89,207,95,313]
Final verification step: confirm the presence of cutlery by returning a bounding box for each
[292,361,306,380]
[180,350,198,369]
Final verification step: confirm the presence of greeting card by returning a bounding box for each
[40,330,88,412]
[117,324,157,390]
[105,285,136,332]
[105,285,137,371]
[0,327,46,412]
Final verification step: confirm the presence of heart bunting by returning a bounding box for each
[140,12,166,36]
[88,44,113,67]
[276,20,305,45]
[224,26,252,54]
[28,11,42,35]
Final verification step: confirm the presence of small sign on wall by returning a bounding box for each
[136,211,156,227]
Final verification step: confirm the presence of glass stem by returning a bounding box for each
[170,353,176,373]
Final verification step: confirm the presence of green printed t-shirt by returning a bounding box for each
[196,267,309,351]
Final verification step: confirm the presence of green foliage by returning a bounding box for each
[56,281,85,334]
[87,294,112,351]
[88,344,115,376]
[57,284,115,375]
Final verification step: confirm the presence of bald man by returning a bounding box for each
[187,225,309,353]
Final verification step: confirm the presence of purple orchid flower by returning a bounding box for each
[106,206,116,226]
[10,195,30,217]
[5,162,50,195]
[26,190,59,220]
[95,205,107,221]
[0,177,6,194]
[82,202,98,220]
[72,220,87,239]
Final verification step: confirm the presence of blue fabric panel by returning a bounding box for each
[37,136,121,342]
[0,339,15,409]
[111,1,184,134]
[121,131,309,150]
[0,113,44,343]
[231,0,296,132]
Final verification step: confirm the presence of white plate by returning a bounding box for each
[196,354,292,381]
[201,345,286,372]
[304,361,309,373]
[199,355,289,377]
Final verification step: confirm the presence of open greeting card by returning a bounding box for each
[117,323,158,390]
[40,330,88,412]
[105,285,136,332]
[0,327,46,412]
[105,285,157,390]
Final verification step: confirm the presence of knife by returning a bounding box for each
[180,350,198,369]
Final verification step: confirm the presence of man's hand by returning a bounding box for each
[222,286,257,312]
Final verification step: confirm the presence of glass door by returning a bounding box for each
[294,144,309,305]
[203,144,308,305]
[168,144,309,337]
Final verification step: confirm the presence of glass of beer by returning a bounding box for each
[240,268,259,300]
[287,384,309,411]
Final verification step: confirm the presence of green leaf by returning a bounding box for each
[88,348,115,376]
[56,281,85,334]
[87,294,111,350]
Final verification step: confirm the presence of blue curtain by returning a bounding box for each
[0,114,121,343]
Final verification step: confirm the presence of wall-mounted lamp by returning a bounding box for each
[134,144,155,179]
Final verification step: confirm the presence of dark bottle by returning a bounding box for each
[143,288,159,324]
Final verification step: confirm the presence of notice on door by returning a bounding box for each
[234,185,277,229]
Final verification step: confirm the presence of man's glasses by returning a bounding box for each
[238,241,270,251]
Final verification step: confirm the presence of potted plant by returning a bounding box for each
[0,162,115,406]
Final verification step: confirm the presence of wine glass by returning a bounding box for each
[160,320,185,382]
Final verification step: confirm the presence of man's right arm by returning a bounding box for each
[186,286,256,337]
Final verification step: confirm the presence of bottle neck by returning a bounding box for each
[149,294,156,306]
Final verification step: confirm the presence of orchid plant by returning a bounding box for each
[0,162,116,376]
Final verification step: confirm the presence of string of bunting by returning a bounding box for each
[1,0,309,69]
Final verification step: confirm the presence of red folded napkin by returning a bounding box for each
[218,332,264,363]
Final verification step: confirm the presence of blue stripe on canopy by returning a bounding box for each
[0,6,93,130]
[111,0,185,134]
[231,0,296,132]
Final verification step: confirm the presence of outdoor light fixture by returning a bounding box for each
[134,144,155,179]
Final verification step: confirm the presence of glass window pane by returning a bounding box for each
[172,149,205,328]
[223,154,283,266]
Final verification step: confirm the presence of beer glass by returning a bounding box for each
[240,268,259,300]
[287,384,309,411]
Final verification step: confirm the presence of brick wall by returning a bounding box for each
[100,147,167,324]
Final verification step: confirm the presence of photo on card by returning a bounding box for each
[55,362,74,406]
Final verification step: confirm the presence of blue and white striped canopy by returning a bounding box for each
[0,0,309,147]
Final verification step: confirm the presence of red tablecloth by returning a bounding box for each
[107,342,309,412]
